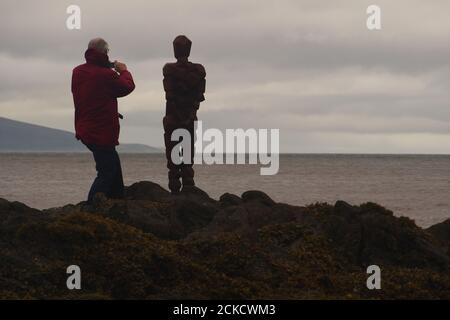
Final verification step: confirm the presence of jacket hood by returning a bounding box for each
[85,48,110,68]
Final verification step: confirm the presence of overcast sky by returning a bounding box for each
[1,0,450,153]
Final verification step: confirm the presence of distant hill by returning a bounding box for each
[0,117,162,153]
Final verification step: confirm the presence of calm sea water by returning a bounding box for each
[0,153,449,227]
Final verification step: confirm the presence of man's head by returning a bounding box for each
[173,35,192,60]
[88,38,109,55]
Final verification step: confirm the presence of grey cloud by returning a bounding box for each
[2,0,450,74]
[1,0,450,153]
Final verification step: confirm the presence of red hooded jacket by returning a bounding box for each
[71,49,135,146]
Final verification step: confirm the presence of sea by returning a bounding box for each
[0,153,449,228]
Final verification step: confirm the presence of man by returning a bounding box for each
[163,35,206,194]
[71,38,135,203]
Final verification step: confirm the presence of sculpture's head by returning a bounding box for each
[173,35,192,60]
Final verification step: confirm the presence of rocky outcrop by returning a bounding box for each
[0,182,449,299]
[427,219,450,256]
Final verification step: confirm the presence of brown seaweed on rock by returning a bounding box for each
[0,182,449,299]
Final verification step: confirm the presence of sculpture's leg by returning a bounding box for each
[163,117,182,194]
[181,121,195,187]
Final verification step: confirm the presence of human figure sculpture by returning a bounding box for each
[163,35,206,194]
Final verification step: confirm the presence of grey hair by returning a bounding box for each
[88,38,109,54]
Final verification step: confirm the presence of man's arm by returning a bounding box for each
[108,62,136,98]
[196,64,206,105]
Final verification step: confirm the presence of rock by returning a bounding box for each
[180,185,215,204]
[0,198,46,240]
[206,205,250,233]
[125,181,171,202]
[427,219,450,256]
[168,197,218,237]
[0,182,449,300]
[318,202,450,269]
[334,200,358,217]
[241,190,276,206]
[78,183,220,240]
[219,193,243,207]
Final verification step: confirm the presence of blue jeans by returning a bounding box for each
[84,143,124,203]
